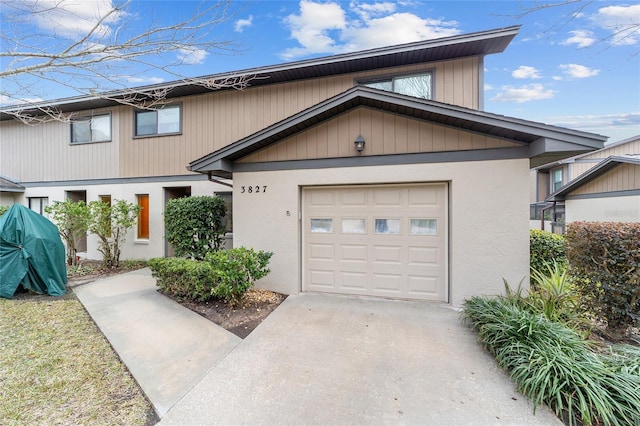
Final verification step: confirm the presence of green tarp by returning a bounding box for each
[0,204,67,298]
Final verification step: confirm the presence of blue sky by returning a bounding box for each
[2,0,639,142]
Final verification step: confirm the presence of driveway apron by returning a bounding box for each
[160,293,561,425]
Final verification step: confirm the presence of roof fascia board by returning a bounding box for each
[546,156,640,201]
[1,26,520,117]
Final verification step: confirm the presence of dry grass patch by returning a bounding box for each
[0,297,155,425]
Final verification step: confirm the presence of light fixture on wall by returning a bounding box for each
[354,135,365,153]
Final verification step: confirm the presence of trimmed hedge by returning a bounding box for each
[565,222,640,335]
[148,247,273,305]
[530,229,566,273]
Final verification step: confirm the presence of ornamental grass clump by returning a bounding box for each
[462,297,640,426]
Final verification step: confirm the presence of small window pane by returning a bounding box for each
[136,111,157,136]
[394,74,431,99]
[364,80,392,91]
[374,219,400,234]
[91,115,111,141]
[410,219,437,235]
[310,218,333,233]
[157,106,180,134]
[342,219,365,234]
[71,119,91,142]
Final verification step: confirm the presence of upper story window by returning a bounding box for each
[135,104,181,137]
[70,113,111,144]
[552,169,563,192]
[360,72,432,100]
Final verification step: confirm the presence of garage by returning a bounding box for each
[303,183,448,301]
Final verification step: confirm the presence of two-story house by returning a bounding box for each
[1,26,607,306]
[531,135,639,232]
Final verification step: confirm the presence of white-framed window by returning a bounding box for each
[70,113,111,144]
[135,104,181,137]
[310,218,333,233]
[28,197,49,216]
[374,218,401,235]
[410,218,438,235]
[552,169,563,192]
[360,72,432,100]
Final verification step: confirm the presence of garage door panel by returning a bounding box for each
[408,246,438,265]
[304,183,447,302]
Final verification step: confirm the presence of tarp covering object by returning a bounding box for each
[0,204,67,298]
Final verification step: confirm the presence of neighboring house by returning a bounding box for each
[531,135,639,232]
[0,26,607,306]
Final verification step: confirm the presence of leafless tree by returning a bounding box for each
[0,0,255,123]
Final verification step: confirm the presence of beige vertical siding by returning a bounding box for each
[118,58,481,177]
[0,110,119,182]
[569,139,640,180]
[238,107,520,163]
[570,163,640,196]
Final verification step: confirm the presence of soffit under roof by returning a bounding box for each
[0,26,520,121]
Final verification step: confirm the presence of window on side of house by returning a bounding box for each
[215,192,233,233]
[135,104,181,137]
[70,113,111,144]
[137,194,149,239]
[552,169,563,192]
[360,72,432,100]
[28,197,49,216]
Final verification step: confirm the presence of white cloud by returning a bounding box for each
[561,30,596,48]
[17,0,124,40]
[512,66,542,79]
[280,0,460,60]
[559,64,600,79]
[490,84,556,103]
[234,15,253,32]
[592,4,640,46]
[123,76,165,85]
[177,48,209,65]
[0,94,44,106]
[549,112,640,133]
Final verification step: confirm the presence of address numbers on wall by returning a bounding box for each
[240,185,267,194]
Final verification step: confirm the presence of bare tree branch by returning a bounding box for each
[1,0,252,122]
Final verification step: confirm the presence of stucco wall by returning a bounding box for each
[15,178,227,261]
[566,195,640,223]
[232,158,530,307]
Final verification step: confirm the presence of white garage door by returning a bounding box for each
[303,183,448,301]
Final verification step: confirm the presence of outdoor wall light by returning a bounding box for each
[354,135,366,152]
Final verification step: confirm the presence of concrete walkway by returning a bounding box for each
[73,269,241,417]
[75,270,561,425]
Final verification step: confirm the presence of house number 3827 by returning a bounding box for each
[240,185,267,194]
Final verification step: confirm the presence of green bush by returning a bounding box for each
[462,296,640,426]
[530,229,565,273]
[148,257,217,302]
[0,205,9,217]
[164,196,227,260]
[148,247,273,305]
[205,248,273,306]
[565,222,640,336]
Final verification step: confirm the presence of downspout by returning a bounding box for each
[540,202,555,231]
[208,172,233,188]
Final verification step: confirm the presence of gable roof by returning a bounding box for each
[188,86,607,178]
[0,26,520,121]
[0,176,25,193]
[546,155,640,201]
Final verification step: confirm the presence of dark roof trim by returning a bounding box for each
[0,176,25,193]
[1,26,520,120]
[546,155,640,201]
[188,86,607,174]
[535,134,639,170]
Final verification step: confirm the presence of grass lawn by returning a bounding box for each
[0,295,155,425]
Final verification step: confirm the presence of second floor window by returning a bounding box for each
[361,72,432,100]
[70,114,111,143]
[135,104,181,136]
[552,169,563,192]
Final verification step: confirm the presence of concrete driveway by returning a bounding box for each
[160,293,561,425]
